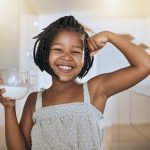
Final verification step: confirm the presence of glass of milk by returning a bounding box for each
[0,68,30,100]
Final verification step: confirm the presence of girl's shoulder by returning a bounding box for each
[24,91,39,115]
[88,75,104,94]
[88,73,111,96]
[87,75,107,109]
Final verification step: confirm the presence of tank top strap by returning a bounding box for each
[83,82,91,104]
[35,88,45,110]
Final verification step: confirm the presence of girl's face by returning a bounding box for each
[49,30,84,82]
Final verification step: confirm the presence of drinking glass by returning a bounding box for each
[0,68,30,100]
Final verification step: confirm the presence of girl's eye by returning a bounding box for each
[54,48,62,53]
[72,51,81,54]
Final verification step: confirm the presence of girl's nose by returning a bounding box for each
[62,52,73,61]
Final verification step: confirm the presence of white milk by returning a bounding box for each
[0,85,28,100]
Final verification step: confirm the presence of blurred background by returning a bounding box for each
[0,0,150,149]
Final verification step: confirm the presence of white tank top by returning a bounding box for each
[31,82,104,150]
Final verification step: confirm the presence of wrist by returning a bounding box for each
[106,31,112,42]
[5,105,16,112]
[107,31,118,43]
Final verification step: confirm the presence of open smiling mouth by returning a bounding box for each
[57,65,74,73]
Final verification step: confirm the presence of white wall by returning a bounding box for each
[0,0,19,69]
[0,0,38,126]
[0,0,20,126]
[130,91,150,124]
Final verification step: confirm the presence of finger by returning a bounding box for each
[93,38,107,49]
[87,39,95,52]
[0,97,6,103]
[0,79,4,83]
[0,96,10,102]
[89,38,100,50]
[99,42,106,48]
[0,94,3,99]
[0,95,2,103]
[1,101,9,105]
[1,99,15,108]
[0,88,5,95]
[88,36,104,51]
[1,101,12,107]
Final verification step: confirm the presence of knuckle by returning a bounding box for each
[0,89,5,92]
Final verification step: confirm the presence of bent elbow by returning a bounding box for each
[140,63,150,76]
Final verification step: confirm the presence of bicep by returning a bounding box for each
[19,93,36,149]
[101,66,149,97]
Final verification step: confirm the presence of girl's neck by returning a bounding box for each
[50,78,81,92]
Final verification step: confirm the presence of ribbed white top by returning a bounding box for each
[31,82,104,150]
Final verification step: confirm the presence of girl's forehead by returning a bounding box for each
[52,30,84,45]
[55,30,81,37]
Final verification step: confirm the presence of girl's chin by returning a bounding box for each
[53,74,77,82]
[59,76,76,82]
[51,69,81,82]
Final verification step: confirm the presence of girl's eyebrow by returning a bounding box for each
[51,43,83,49]
[51,43,63,46]
[72,45,83,49]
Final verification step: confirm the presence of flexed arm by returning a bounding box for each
[87,31,150,98]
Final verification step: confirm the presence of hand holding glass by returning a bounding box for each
[0,69,30,100]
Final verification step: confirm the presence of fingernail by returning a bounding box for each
[6,97,10,100]
[2,89,5,92]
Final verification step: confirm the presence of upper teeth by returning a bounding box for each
[58,65,72,70]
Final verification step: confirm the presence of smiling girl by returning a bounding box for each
[0,16,150,150]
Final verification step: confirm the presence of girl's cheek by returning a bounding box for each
[49,52,59,60]
[48,53,56,65]
[74,52,84,64]
[74,54,84,65]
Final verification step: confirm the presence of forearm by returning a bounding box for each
[108,31,150,71]
[5,107,28,150]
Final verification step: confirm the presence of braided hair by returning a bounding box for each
[33,16,94,79]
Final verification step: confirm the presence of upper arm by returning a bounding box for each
[91,66,149,98]
[103,66,150,97]
[19,92,37,149]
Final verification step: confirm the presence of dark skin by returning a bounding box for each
[0,30,150,149]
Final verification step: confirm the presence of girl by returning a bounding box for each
[0,16,150,150]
